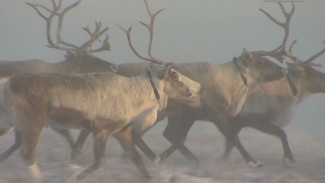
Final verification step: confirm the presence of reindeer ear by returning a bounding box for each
[170,69,179,80]
[162,63,174,79]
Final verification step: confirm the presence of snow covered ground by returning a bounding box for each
[0,121,324,183]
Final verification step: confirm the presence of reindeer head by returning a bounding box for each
[64,51,118,73]
[235,49,286,85]
[255,2,325,96]
[146,64,201,101]
[287,63,325,95]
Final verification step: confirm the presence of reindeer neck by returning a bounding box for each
[128,76,167,111]
[290,78,312,104]
[218,62,250,89]
[259,77,307,104]
[211,63,249,116]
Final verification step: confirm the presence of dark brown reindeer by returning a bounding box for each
[69,0,287,168]
[160,2,325,166]
[0,0,117,158]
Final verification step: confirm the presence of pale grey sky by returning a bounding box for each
[0,0,324,133]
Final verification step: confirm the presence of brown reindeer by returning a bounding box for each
[68,0,286,167]
[220,3,325,167]
[0,62,201,180]
[160,2,325,166]
[0,0,116,155]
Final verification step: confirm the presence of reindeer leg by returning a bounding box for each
[20,128,44,179]
[117,129,150,179]
[71,130,91,160]
[160,115,198,163]
[160,143,198,164]
[221,122,243,159]
[0,131,22,162]
[215,115,262,167]
[70,129,109,180]
[132,128,159,163]
[245,120,294,167]
[159,145,176,163]
[129,108,161,163]
[222,139,234,159]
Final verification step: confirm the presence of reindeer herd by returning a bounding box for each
[0,0,324,181]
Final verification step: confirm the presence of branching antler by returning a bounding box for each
[117,0,166,65]
[257,2,295,63]
[26,0,110,53]
[257,2,324,67]
[80,22,109,52]
[286,40,324,67]
[304,41,325,66]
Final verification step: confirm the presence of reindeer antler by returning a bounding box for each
[286,40,324,67]
[304,41,325,67]
[257,2,324,67]
[27,0,110,53]
[256,2,295,63]
[117,0,166,65]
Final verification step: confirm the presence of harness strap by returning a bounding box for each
[233,57,248,86]
[286,76,298,96]
[146,69,160,100]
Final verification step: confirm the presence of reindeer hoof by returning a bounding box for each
[29,163,43,179]
[283,157,295,167]
[247,160,263,168]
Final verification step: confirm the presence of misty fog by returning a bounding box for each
[0,0,324,182]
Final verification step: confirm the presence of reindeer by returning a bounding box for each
[159,2,325,167]
[68,0,286,168]
[0,0,117,155]
[0,62,201,180]
[220,3,325,167]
